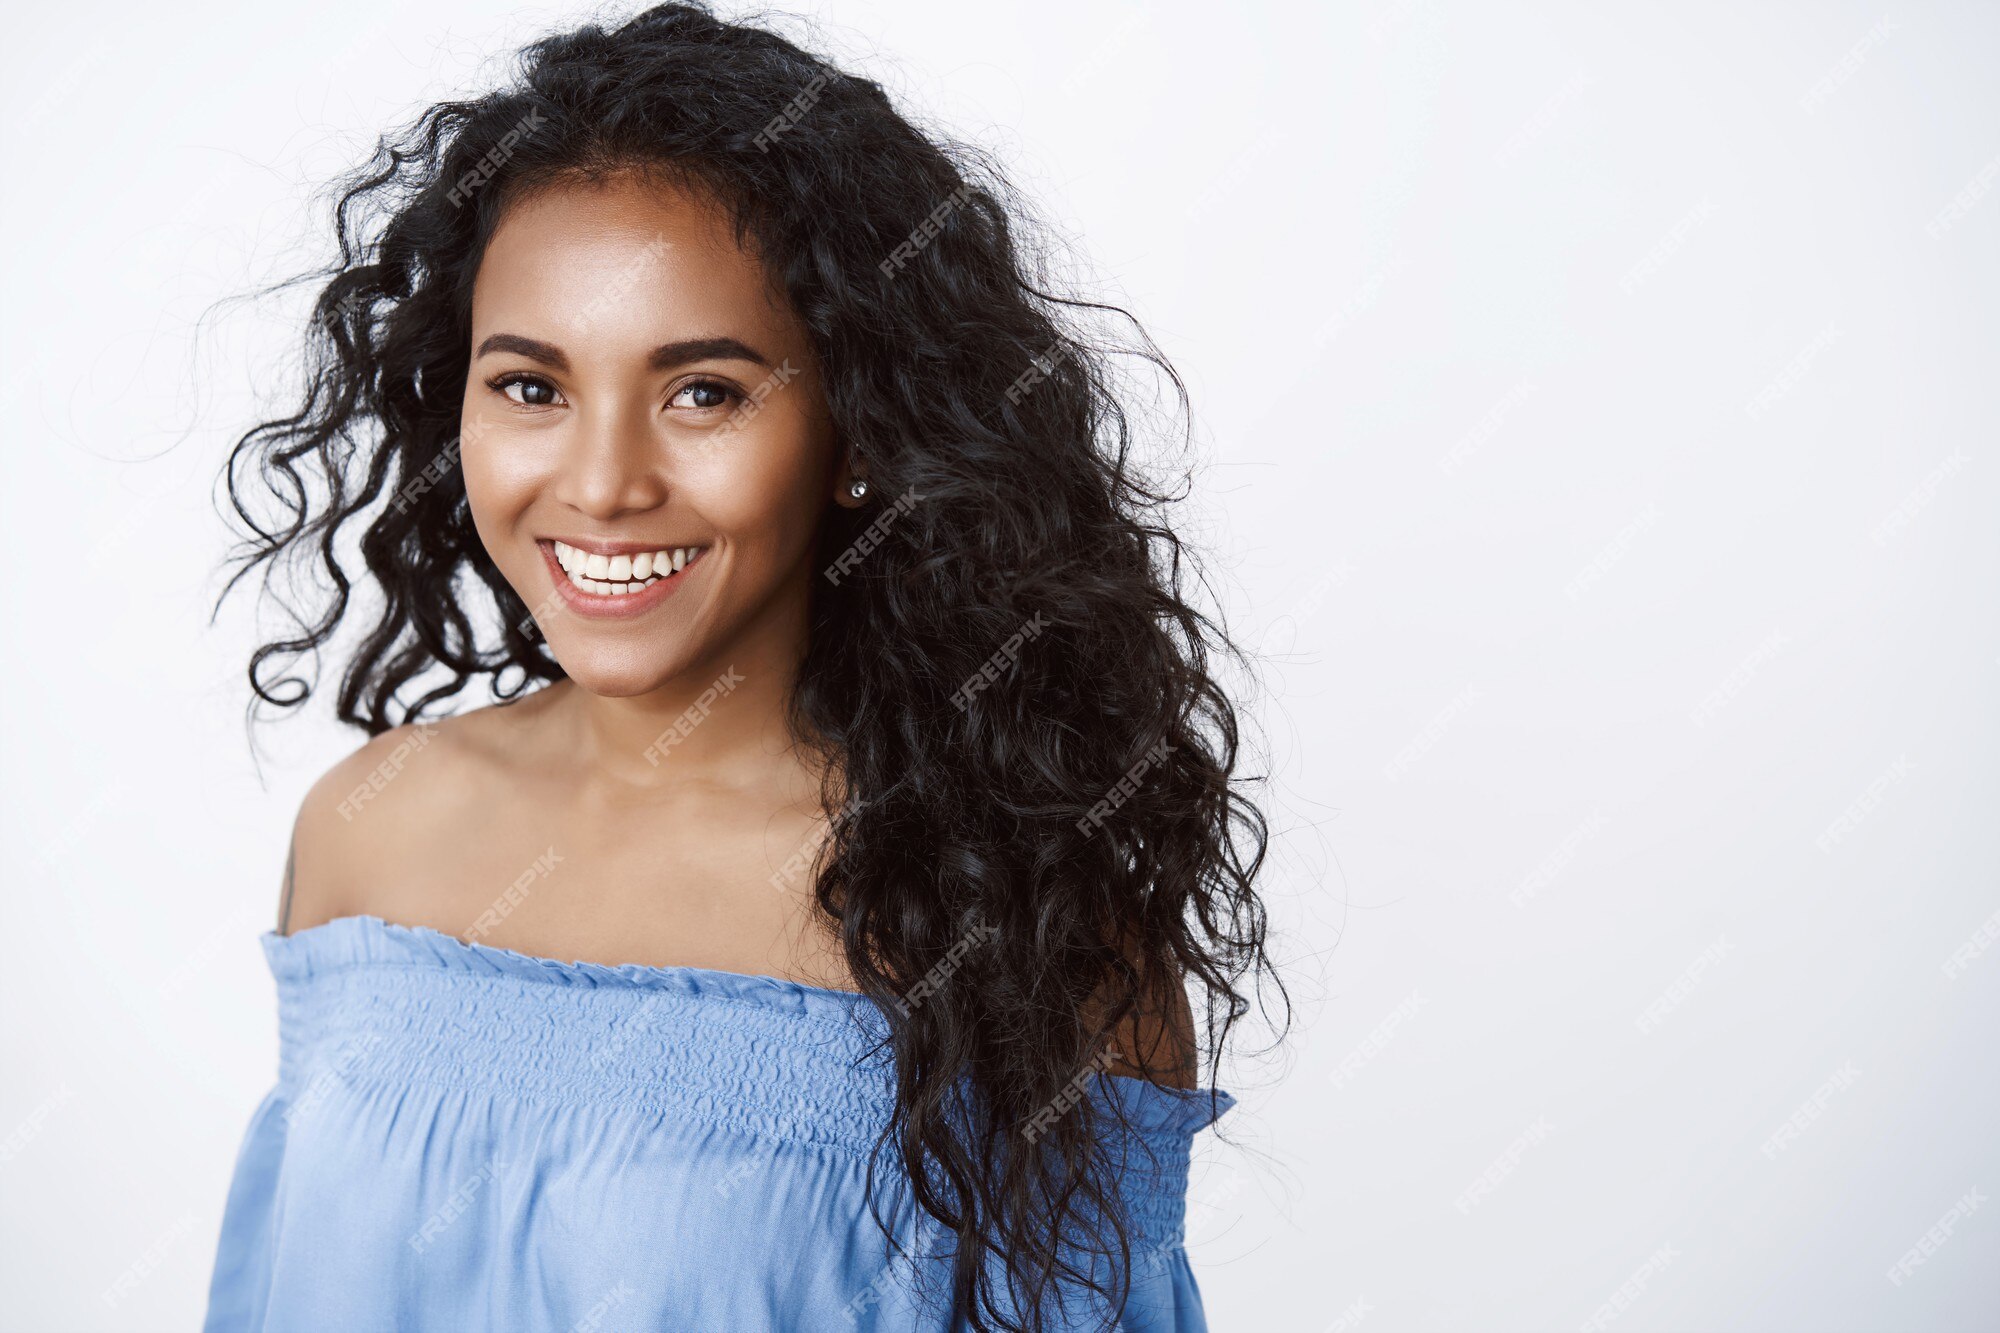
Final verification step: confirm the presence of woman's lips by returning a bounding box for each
[537,540,707,619]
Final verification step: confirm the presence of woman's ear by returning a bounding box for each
[833,455,869,509]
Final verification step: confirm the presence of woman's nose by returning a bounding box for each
[555,401,670,519]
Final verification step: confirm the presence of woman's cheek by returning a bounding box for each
[457,437,547,593]
[672,424,827,563]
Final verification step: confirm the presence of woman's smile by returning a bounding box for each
[537,537,710,618]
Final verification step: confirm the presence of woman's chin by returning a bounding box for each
[547,651,694,700]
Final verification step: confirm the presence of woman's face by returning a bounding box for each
[461,172,852,697]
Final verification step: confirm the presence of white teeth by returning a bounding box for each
[563,566,659,596]
[556,543,702,596]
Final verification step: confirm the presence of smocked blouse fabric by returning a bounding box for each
[202,914,1233,1331]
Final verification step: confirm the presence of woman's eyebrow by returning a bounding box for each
[472,332,774,371]
[649,336,773,371]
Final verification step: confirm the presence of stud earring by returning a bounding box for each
[848,479,869,500]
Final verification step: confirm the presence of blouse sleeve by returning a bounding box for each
[977,1078,1237,1331]
[202,1086,290,1332]
[1102,1080,1234,1331]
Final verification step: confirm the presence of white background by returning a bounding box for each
[3,1,1997,1329]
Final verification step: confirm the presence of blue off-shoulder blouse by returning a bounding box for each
[202,914,1234,1331]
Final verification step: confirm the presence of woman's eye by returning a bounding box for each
[493,375,561,407]
[670,380,737,411]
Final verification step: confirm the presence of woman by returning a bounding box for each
[206,5,1277,1330]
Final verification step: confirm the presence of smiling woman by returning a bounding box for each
[208,4,1279,1331]
[455,177,849,687]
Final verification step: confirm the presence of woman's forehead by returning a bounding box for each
[471,175,799,356]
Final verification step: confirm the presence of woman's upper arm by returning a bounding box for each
[275,725,432,936]
[1106,975,1199,1089]
[275,763,355,938]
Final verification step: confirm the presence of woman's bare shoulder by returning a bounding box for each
[1106,973,1199,1089]
[277,698,550,936]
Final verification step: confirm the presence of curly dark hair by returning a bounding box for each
[217,4,1281,1328]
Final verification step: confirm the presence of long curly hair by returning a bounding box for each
[218,5,1280,1328]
